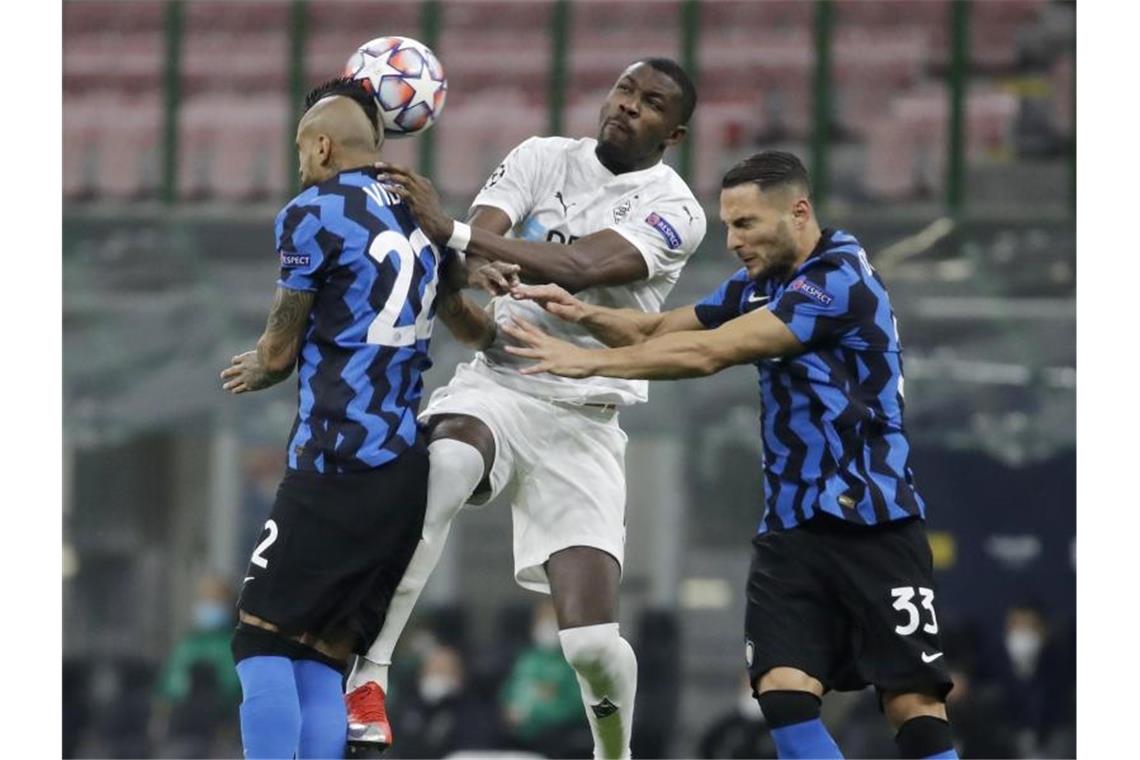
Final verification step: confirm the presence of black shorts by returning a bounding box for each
[237,443,429,654]
[744,515,952,701]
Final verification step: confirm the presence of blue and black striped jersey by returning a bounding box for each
[695,228,925,534]
[274,168,441,473]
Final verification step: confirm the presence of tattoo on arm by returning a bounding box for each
[266,288,315,336]
[247,288,315,391]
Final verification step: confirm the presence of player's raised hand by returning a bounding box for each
[375,162,452,246]
[510,283,588,323]
[501,318,598,378]
[470,260,521,296]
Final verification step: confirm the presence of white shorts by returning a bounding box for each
[418,362,628,594]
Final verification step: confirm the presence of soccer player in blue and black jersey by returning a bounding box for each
[502,152,959,759]
[218,78,508,759]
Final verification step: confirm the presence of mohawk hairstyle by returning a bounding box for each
[303,76,381,139]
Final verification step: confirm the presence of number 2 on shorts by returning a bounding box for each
[890,585,939,636]
[250,519,279,569]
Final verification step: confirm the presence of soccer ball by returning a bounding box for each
[345,36,447,138]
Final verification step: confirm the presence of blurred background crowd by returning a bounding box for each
[62,0,1075,757]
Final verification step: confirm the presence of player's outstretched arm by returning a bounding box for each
[510,283,704,347]
[501,306,803,380]
[435,289,497,350]
[220,287,315,394]
[379,163,648,292]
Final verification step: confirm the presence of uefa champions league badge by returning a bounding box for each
[644,212,681,248]
[789,277,834,306]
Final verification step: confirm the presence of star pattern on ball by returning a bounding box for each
[404,66,441,111]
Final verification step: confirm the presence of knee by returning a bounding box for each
[558,623,629,679]
[883,690,947,731]
[756,667,825,697]
[428,414,495,471]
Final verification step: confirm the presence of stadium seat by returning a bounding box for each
[178,95,289,201]
[864,88,1019,200]
[701,0,814,32]
[182,31,288,95]
[434,97,545,199]
[63,0,164,34]
[64,32,164,94]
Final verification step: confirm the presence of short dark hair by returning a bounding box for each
[637,57,697,125]
[303,76,380,131]
[722,151,812,198]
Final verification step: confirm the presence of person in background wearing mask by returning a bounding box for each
[500,600,592,758]
[391,643,492,758]
[152,576,242,756]
[697,672,777,758]
[994,601,1074,758]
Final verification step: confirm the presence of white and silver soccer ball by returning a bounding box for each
[345,36,447,138]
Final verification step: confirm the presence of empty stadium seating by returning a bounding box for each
[62,0,1065,205]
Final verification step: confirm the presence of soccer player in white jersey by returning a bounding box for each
[343,58,705,759]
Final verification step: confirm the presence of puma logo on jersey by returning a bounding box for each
[554,191,575,214]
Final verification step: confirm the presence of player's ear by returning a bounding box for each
[792,196,812,228]
[663,123,688,149]
[317,134,333,167]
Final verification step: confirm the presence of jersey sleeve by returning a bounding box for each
[469,137,544,226]
[769,259,863,347]
[275,202,334,292]
[693,268,752,328]
[609,195,706,280]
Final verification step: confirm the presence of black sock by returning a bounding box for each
[895,715,955,759]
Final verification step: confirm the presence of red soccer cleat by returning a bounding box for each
[346,681,393,751]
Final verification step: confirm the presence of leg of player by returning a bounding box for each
[883,691,958,759]
[755,668,844,759]
[345,414,495,747]
[547,546,638,760]
[233,614,354,759]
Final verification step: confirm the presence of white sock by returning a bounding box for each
[346,438,485,693]
[559,622,638,760]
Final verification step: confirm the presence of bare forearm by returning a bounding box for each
[579,305,664,347]
[247,336,297,390]
[584,331,725,380]
[466,228,593,291]
[437,290,496,349]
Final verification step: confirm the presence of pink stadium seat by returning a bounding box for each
[443,0,554,32]
[701,0,813,32]
[864,87,1019,200]
[64,32,164,94]
[433,97,545,199]
[63,97,104,200]
[178,95,289,201]
[834,0,949,29]
[182,30,288,94]
[63,1,163,34]
[438,31,549,104]
[94,95,163,199]
[832,28,931,136]
[571,0,682,30]
[308,0,421,33]
[184,1,289,32]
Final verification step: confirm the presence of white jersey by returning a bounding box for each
[467,136,707,406]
